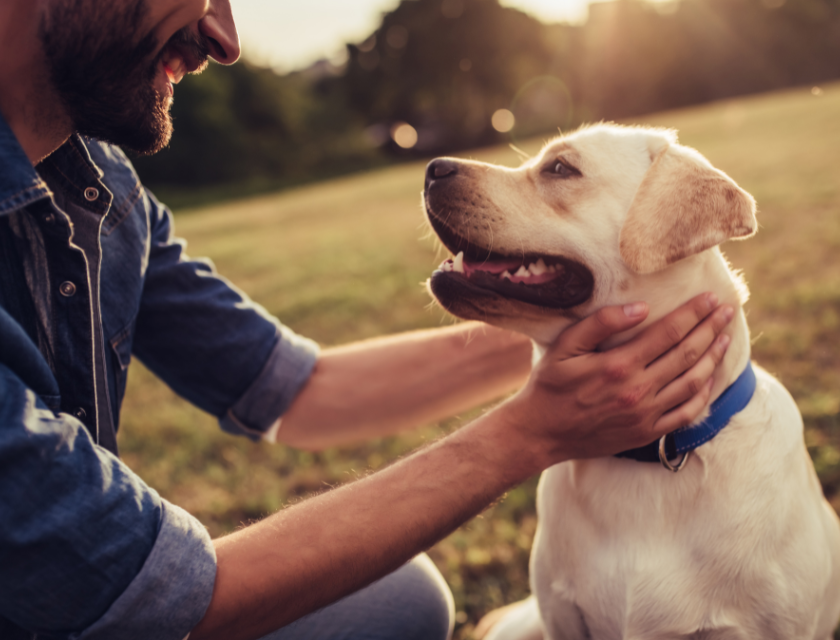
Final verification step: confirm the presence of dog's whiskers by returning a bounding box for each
[510,143,531,163]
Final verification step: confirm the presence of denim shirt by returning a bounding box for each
[0,115,319,639]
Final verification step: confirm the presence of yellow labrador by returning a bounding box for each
[423,124,840,640]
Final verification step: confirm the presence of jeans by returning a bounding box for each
[260,555,454,640]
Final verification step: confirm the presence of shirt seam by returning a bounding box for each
[102,182,143,236]
[0,184,50,214]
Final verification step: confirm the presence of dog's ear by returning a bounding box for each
[619,143,757,275]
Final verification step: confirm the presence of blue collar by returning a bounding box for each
[616,362,757,464]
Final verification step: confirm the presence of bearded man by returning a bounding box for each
[0,2,734,639]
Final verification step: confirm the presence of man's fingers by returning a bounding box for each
[548,302,649,359]
[653,332,731,410]
[648,303,735,386]
[652,378,714,436]
[629,293,720,365]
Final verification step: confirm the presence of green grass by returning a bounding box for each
[118,82,840,637]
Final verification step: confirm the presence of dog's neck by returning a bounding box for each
[534,248,751,416]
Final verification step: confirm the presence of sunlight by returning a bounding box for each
[500,0,590,24]
[235,0,596,71]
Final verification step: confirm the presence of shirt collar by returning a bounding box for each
[0,112,108,219]
[0,112,50,217]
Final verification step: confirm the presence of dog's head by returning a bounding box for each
[424,124,757,344]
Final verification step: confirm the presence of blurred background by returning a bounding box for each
[121,1,840,637]
[133,0,840,206]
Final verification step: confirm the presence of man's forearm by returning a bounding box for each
[279,322,532,449]
[191,296,734,640]
[189,401,539,640]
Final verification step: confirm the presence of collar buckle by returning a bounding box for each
[659,435,690,472]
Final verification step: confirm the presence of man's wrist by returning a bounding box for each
[464,399,562,485]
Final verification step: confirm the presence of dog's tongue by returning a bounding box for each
[463,257,523,275]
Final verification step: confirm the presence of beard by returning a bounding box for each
[39,0,208,155]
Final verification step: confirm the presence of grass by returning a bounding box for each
[118,81,840,637]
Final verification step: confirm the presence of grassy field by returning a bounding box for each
[118,82,840,637]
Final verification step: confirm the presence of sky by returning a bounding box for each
[233,0,592,72]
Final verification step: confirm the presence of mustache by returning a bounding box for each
[163,26,212,73]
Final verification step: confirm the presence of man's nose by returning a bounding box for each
[199,0,240,64]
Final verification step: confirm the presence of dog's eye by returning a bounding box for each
[545,159,581,178]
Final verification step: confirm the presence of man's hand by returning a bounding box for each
[504,293,734,466]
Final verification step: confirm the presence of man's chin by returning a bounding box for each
[76,93,173,156]
[126,103,173,156]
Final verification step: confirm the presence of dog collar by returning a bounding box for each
[615,362,757,472]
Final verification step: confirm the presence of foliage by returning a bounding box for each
[133,0,840,201]
[131,61,384,196]
[118,83,840,638]
[337,0,570,149]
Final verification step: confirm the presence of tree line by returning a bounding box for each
[133,0,840,200]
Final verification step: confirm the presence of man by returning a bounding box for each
[0,1,734,639]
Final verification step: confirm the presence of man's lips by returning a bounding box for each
[157,37,207,94]
[160,46,189,86]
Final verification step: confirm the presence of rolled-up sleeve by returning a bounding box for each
[0,365,216,639]
[132,192,319,439]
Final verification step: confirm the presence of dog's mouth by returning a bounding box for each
[430,221,594,310]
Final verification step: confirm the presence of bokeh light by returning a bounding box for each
[491,109,516,133]
[510,76,573,139]
[391,122,418,149]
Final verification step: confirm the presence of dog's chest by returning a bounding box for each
[529,380,836,640]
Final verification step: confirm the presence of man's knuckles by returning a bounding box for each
[685,372,707,397]
[602,356,632,383]
[663,318,688,346]
[681,344,701,368]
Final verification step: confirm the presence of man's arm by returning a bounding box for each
[278,322,532,449]
[190,294,733,640]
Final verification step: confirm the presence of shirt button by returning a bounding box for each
[73,407,87,420]
[59,281,77,297]
[84,187,99,201]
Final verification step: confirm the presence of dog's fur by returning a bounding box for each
[423,124,840,640]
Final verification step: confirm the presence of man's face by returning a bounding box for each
[39,0,237,155]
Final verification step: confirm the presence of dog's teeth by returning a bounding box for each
[501,270,512,280]
[530,259,548,276]
[515,266,530,278]
[452,252,465,274]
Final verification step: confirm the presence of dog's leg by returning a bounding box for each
[477,596,545,640]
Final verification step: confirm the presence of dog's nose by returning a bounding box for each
[426,159,459,184]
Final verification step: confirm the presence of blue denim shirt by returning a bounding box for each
[0,114,319,639]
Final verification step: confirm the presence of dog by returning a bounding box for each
[423,124,840,640]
